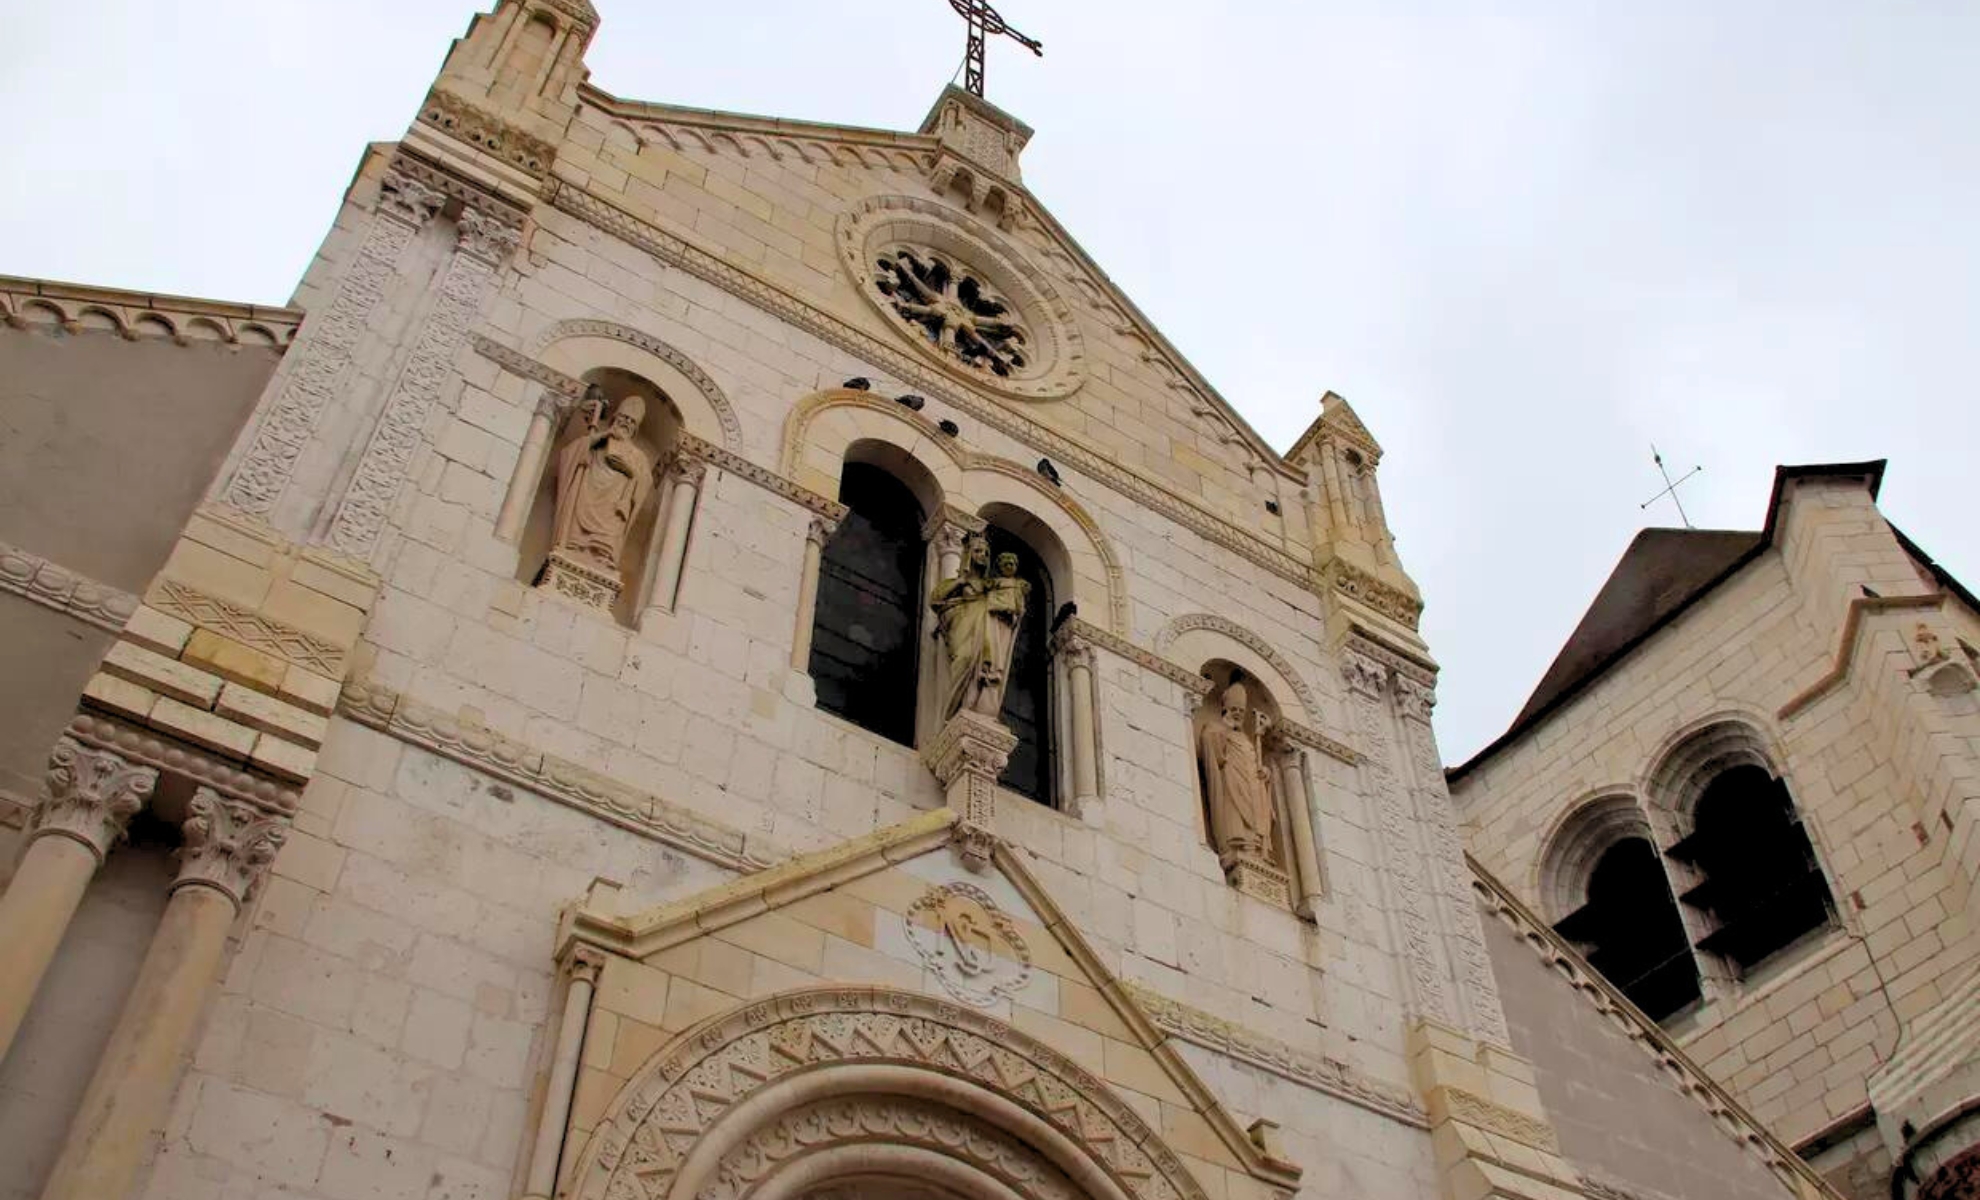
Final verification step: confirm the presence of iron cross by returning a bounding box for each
[947,0,1042,98]
[1639,444,1704,528]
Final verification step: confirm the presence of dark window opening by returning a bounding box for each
[1553,837,1701,1022]
[808,464,925,747]
[986,527,1053,804]
[1667,766,1834,973]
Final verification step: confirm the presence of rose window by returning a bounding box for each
[872,249,1030,378]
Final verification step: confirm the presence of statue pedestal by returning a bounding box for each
[1220,852,1292,907]
[540,550,621,611]
[925,711,1017,872]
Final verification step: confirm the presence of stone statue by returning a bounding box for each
[932,534,1029,721]
[550,390,654,577]
[1198,683,1276,862]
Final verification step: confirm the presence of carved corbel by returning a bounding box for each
[456,205,526,264]
[378,167,446,228]
[30,737,158,862]
[173,789,289,907]
[1393,676,1436,724]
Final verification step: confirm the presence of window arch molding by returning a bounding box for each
[531,319,744,452]
[1639,711,1789,821]
[1533,790,1656,925]
[783,388,1126,635]
[1155,615,1321,725]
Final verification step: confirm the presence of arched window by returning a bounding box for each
[1553,837,1701,1022]
[809,464,926,747]
[985,526,1053,803]
[1668,765,1834,972]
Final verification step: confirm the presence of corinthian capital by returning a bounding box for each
[174,789,289,908]
[455,207,525,263]
[1340,650,1389,699]
[31,737,157,861]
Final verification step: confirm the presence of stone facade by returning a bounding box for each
[0,5,1848,1200]
[1451,463,1980,1200]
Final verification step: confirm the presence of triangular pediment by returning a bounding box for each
[561,809,1301,1193]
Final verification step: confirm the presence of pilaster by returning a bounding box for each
[1407,1020,1586,1200]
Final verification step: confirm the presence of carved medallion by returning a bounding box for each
[905,882,1032,1006]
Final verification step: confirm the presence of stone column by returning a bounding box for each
[933,514,976,583]
[1274,742,1326,920]
[40,790,285,1200]
[789,516,836,671]
[650,458,705,612]
[0,737,156,1062]
[523,945,606,1200]
[496,391,567,542]
[1059,635,1099,810]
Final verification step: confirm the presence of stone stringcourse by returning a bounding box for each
[1342,629,1437,688]
[337,678,775,872]
[1467,854,1847,1199]
[65,712,297,817]
[521,318,746,452]
[1440,1086,1561,1154]
[1122,981,1427,1129]
[472,332,585,397]
[418,87,557,176]
[0,540,138,633]
[151,578,346,676]
[1068,618,1358,765]
[0,273,300,346]
[544,180,1322,592]
[681,431,848,523]
[568,985,1224,1200]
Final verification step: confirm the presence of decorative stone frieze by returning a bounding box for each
[30,737,158,861]
[64,713,298,816]
[904,881,1033,1006]
[150,577,345,676]
[418,86,557,176]
[1323,559,1425,629]
[0,540,138,633]
[173,788,287,906]
[0,273,300,345]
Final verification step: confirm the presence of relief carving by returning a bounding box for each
[174,788,288,906]
[904,882,1033,1007]
[32,737,158,861]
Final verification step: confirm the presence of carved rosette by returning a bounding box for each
[31,736,158,861]
[174,789,288,907]
[925,710,1018,871]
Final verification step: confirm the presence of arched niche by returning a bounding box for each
[518,367,681,626]
[1156,617,1318,724]
[782,389,1125,635]
[1190,662,1307,907]
[534,324,742,452]
[565,987,1210,1200]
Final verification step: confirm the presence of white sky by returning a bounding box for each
[5,1,1976,764]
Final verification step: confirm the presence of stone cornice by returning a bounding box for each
[338,678,776,873]
[0,540,137,634]
[542,179,1320,593]
[1468,853,1847,1200]
[1122,981,1427,1129]
[0,274,301,345]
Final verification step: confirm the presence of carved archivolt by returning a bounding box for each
[570,986,1211,1200]
[781,389,1128,636]
[526,318,745,452]
[1152,614,1320,719]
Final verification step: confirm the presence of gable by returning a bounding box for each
[561,810,1300,1199]
[551,86,1303,535]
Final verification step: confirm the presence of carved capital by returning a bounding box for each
[672,458,708,490]
[805,516,837,548]
[456,206,524,264]
[30,736,157,861]
[1341,650,1389,698]
[534,389,571,423]
[174,789,288,907]
[379,167,446,227]
[1393,676,1436,723]
[567,943,609,986]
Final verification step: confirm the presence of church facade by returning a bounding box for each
[0,5,1852,1200]
[1450,463,1980,1200]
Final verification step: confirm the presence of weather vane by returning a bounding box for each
[946,0,1042,98]
[1639,444,1703,528]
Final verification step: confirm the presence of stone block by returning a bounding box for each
[250,735,318,784]
[158,537,274,611]
[262,577,366,646]
[102,639,223,708]
[184,629,289,692]
[81,670,158,723]
[281,664,343,716]
[123,604,194,656]
[217,681,330,748]
[293,551,383,611]
[149,696,257,760]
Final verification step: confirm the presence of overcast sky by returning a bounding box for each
[5,1,1976,763]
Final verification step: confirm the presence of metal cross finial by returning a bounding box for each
[1639,443,1703,528]
[947,0,1042,98]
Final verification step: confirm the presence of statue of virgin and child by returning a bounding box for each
[931,533,1030,723]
